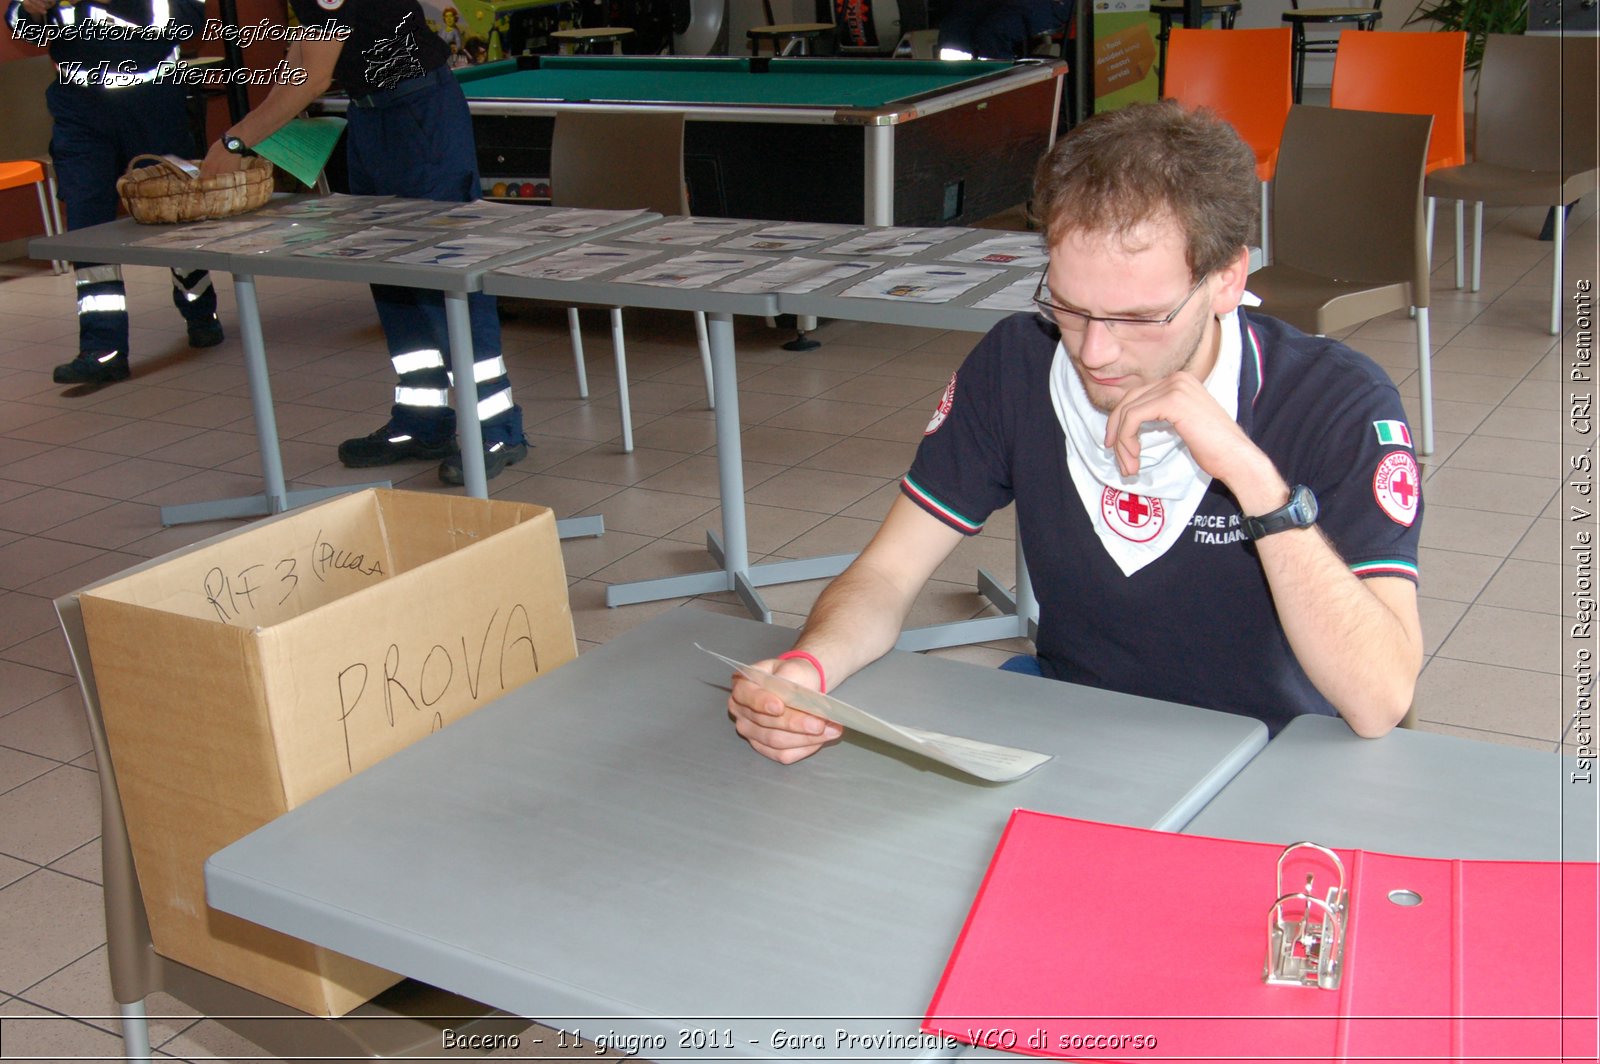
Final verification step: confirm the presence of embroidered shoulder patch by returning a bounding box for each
[1373,419,1413,448]
[1372,451,1421,526]
[924,372,956,435]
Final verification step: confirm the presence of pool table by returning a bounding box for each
[447,56,1067,226]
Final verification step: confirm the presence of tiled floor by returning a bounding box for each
[0,187,1593,1059]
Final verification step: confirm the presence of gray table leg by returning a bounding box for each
[158,273,390,526]
[605,313,858,618]
[445,291,488,499]
[896,536,1038,651]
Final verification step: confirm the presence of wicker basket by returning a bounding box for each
[116,153,274,224]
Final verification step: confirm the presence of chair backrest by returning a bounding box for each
[1271,104,1432,296]
[550,111,689,215]
[1475,33,1598,174]
[1163,29,1292,181]
[0,55,59,162]
[1331,30,1466,173]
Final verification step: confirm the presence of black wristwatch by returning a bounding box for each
[222,134,254,157]
[1242,484,1319,540]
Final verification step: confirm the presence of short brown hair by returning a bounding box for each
[1032,101,1258,280]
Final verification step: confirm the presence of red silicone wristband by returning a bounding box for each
[777,649,827,694]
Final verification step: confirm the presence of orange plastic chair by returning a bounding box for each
[0,159,63,267]
[1331,30,1467,286]
[1163,28,1293,262]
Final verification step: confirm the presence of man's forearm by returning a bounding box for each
[1256,528,1422,736]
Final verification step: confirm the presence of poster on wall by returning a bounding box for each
[1091,0,1157,113]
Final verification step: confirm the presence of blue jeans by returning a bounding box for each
[344,66,521,446]
[48,80,217,355]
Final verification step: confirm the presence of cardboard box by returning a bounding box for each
[78,489,576,1017]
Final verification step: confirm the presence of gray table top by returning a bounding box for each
[30,197,663,293]
[1185,714,1598,862]
[206,608,1265,1057]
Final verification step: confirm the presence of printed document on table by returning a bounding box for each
[506,206,651,238]
[841,263,1002,304]
[942,232,1049,269]
[698,646,1052,783]
[714,256,880,294]
[130,218,273,249]
[614,217,756,247]
[825,226,969,258]
[200,222,344,255]
[411,200,535,229]
[496,242,660,281]
[251,193,370,220]
[613,251,773,289]
[292,227,429,260]
[972,273,1041,313]
[717,222,861,252]
[386,235,531,268]
[331,199,445,227]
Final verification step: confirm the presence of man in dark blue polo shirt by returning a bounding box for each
[728,102,1424,755]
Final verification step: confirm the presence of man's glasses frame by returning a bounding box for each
[1032,273,1207,338]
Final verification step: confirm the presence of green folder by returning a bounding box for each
[253,117,347,189]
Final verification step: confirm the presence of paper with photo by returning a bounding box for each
[699,646,1052,783]
[411,200,537,229]
[717,222,861,252]
[505,206,651,238]
[129,218,273,249]
[615,217,756,246]
[495,242,660,281]
[332,199,445,227]
[292,227,429,259]
[841,263,1002,303]
[714,256,879,294]
[825,226,969,258]
[613,251,773,289]
[252,194,370,219]
[200,222,345,255]
[973,273,1042,313]
[942,232,1049,269]
[386,234,532,268]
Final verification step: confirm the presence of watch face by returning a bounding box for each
[1290,485,1319,526]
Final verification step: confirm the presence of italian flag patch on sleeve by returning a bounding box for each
[1373,419,1413,448]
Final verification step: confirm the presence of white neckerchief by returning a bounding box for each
[1049,308,1245,576]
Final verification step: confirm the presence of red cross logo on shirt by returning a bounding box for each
[1373,451,1421,527]
[1102,487,1166,542]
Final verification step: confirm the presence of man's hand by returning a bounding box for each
[1105,370,1286,514]
[727,657,843,765]
[198,138,248,181]
[22,0,58,18]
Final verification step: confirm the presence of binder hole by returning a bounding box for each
[1387,889,1423,906]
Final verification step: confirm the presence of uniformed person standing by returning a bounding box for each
[199,0,526,485]
[6,0,224,386]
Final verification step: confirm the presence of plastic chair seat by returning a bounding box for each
[748,23,836,55]
[1425,160,1594,207]
[550,27,633,54]
[0,159,46,190]
[1247,263,1413,335]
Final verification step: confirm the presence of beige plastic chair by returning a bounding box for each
[1248,105,1436,454]
[54,593,530,1064]
[1424,33,1598,337]
[551,111,715,454]
[0,55,69,273]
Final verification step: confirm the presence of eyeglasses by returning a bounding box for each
[1032,273,1207,340]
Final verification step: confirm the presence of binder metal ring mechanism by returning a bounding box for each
[1264,841,1348,990]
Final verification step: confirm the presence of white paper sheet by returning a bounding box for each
[699,646,1052,783]
[824,226,970,258]
[330,199,445,227]
[495,242,660,281]
[713,255,880,294]
[613,251,774,289]
[292,227,428,259]
[251,193,370,219]
[839,263,1002,304]
[716,222,862,251]
[941,232,1049,269]
[385,234,532,268]
[199,222,345,255]
[504,206,651,238]
[410,201,537,229]
[615,217,756,247]
[129,218,273,249]
[972,273,1042,313]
